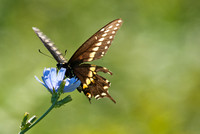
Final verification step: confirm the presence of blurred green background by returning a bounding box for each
[0,0,200,134]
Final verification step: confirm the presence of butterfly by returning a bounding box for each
[32,19,123,103]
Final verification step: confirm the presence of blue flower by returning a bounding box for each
[35,68,81,93]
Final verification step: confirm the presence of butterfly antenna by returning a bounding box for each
[64,49,67,56]
[38,49,54,59]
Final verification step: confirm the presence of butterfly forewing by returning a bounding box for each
[32,27,67,64]
[68,19,123,65]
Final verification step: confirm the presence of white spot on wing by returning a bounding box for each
[103,67,107,70]
[89,66,96,71]
[103,86,108,89]
[109,36,113,39]
[92,47,99,51]
[112,31,115,34]
[105,46,108,49]
[86,78,91,85]
[98,38,104,41]
[95,95,100,99]
[100,28,105,32]
[95,42,102,46]
[87,93,92,98]
[118,19,122,23]
[108,71,112,75]
[105,29,110,33]
[107,41,111,44]
[89,52,96,58]
[114,27,118,30]
[90,78,94,83]
[87,57,93,61]
[102,33,107,37]
[88,71,93,77]
[108,25,113,29]
[116,23,120,26]
[101,92,107,96]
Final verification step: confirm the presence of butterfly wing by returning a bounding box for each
[73,64,116,103]
[68,18,123,66]
[68,19,123,103]
[32,27,67,64]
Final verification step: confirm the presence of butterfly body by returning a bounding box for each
[33,19,123,103]
[57,63,75,78]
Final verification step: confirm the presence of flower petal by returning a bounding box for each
[54,68,67,91]
[34,76,47,88]
[69,77,77,83]
[42,69,53,92]
[63,78,81,92]
[57,68,66,82]
[42,76,53,93]
[35,75,52,93]
[43,68,49,77]
[50,68,57,89]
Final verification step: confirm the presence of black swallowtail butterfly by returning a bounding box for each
[32,19,123,103]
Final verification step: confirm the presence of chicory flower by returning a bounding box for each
[35,68,81,93]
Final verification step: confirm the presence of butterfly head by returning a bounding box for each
[57,63,74,78]
[56,63,65,69]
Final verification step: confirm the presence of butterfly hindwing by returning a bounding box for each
[68,19,123,66]
[72,64,116,103]
[85,80,116,103]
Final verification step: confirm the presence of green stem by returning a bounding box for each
[19,100,58,134]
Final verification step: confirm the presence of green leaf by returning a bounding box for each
[20,112,29,130]
[55,95,72,108]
